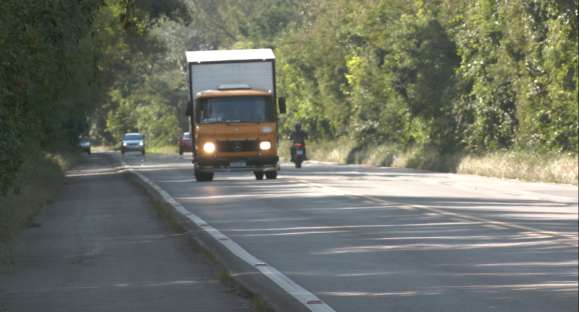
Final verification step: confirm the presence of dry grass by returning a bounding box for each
[91,145,115,153]
[300,139,577,185]
[458,151,578,185]
[279,138,355,163]
[147,145,178,155]
[307,138,356,164]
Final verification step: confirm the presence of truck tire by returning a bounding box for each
[179,148,183,156]
[195,170,214,182]
[254,172,264,180]
[265,171,278,179]
[142,149,146,155]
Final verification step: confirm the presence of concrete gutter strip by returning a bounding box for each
[120,158,335,312]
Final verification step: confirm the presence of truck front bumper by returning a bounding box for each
[194,156,279,173]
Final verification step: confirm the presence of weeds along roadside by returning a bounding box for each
[0,148,80,271]
[302,139,578,185]
[105,140,577,185]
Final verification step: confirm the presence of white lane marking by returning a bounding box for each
[121,159,335,312]
[295,179,579,248]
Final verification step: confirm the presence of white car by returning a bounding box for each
[121,132,145,155]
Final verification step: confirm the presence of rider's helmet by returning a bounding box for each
[295,122,302,131]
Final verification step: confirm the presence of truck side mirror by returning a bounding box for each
[278,97,286,114]
[186,100,193,116]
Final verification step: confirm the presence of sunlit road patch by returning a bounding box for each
[123,153,578,312]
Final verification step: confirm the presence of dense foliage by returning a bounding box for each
[176,0,578,154]
[1,0,577,193]
[274,0,578,154]
[0,0,187,194]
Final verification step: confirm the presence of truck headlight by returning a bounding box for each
[122,142,127,147]
[203,142,216,154]
[139,141,144,146]
[259,141,271,151]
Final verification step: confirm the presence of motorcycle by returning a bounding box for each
[291,143,305,168]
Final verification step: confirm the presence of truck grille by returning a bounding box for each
[217,140,258,152]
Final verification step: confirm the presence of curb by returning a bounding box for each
[114,154,335,312]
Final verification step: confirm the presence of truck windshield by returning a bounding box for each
[199,96,272,123]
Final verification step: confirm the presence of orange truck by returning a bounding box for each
[185,49,286,182]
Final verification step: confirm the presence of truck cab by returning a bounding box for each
[185,49,286,182]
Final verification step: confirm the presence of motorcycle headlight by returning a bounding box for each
[203,142,216,154]
[259,141,272,151]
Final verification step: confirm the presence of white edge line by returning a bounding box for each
[122,160,335,312]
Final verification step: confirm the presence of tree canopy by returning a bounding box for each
[1,0,577,193]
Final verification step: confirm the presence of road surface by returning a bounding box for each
[120,152,578,312]
[0,154,250,312]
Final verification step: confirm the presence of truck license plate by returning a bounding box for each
[230,161,247,168]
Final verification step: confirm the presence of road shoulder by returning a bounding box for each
[0,153,250,312]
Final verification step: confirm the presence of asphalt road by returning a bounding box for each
[0,154,250,312]
[120,152,578,312]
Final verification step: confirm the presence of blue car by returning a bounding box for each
[121,132,145,155]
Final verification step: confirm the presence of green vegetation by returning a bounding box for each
[0,0,187,265]
[1,0,577,196]
[182,0,577,183]
[0,151,78,270]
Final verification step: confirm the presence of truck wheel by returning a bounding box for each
[265,171,278,179]
[195,170,214,182]
[254,172,264,180]
[121,148,125,155]
[142,149,146,155]
[179,148,183,156]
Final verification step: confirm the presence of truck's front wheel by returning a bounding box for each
[254,171,264,180]
[195,170,214,182]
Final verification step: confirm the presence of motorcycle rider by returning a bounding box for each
[290,122,308,161]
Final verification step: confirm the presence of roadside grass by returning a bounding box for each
[147,145,178,155]
[92,144,178,155]
[0,149,79,271]
[279,138,355,164]
[458,151,578,185]
[91,145,115,153]
[302,140,578,185]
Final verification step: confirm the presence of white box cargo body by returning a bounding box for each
[185,49,276,106]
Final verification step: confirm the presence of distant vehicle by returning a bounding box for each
[79,137,91,154]
[185,49,286,182]
[178,132,192,155]
[121,132,145,155]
